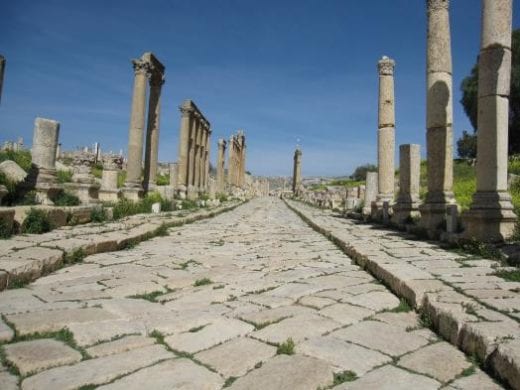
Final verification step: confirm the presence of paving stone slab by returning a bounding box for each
[98,358,224,390]
[298,335,391,375]
[68,319,147,347]
[333,364,441,390]
[446,369,503,390]
[238,305,314,327]
[86,335,156,358]
[0,371,19,390]
[252,313,341,344]
[319,303,374,325]
[6,307,119,336]
[0,318,14,342]
[21,344,174,390]
[164,318,254,353]
[398,342,471,383]
[331,320,430,357]
[228,354,334,390]
[195,337,276,378]
[4,338,82,376]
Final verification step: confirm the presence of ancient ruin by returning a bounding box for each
[123,52,165,200]
[175,99,211,200]
[463,0,517,241]
[372,56,396,218]
[419,0,456,232]
[292,147,302,195]
[227,131,246,190]
[394,144,421,224]
[216,139,226,194]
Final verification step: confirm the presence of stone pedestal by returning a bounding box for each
[64,182,101,205]
[31,117,62,205]
[420,0,456,232]
[373,57,396,218]
[363,172,378,216]
[462,0,516,242]
[99,163,120,203]
[187,185,198,201]
[394,144,421,224]
[169,162,178,190]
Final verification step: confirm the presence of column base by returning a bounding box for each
[461,191,517,242]
[393,202,421,225]
[187,185,198,200]
[419,191,455,233]
[99,189,121,203]
[64,183,101,205]
[34,183,63,206]
[122,186,144,202]
[371,194,394,221]
[176,185,187,200]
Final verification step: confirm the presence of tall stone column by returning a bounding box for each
[193,124,201,191]
[463,0,516,241]
[177,103,192,198]
[187,116,199,199]
[292,148,302,195]
[143,73,164,192]
[123,57,150,200]
[373,56,396,218]
[394,144,421,224]
[228,136,235,187]
[169,162,178,189]
[419,0,456,231]
[204,130,210,191]
[31,117,61,204]
[364,172,378,216]
[216,139,226,193]
[0,55,5,105]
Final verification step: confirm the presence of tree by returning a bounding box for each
[459,29,520,155]
[351,164,377,181]
[456,130,477,159]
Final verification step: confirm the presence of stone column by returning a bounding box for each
[99,160,120,202]
[143,73,164,192]
[31,117,61,204]
[364,172,378,216]
[228,136,235,187]
[177,103,192,198]
[193,123,201,191]
[463,0,516,241]
[204,130,210,191]
[169,162,178,189]
[216,139,226,193]
[292,148,302,195]
[123,57,150,199]
[0,55,5,105]
[419,0,456,231]
[187,115,199,199]
[373,56,396,218]
[394,144,421,224]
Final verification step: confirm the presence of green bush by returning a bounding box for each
[17,191,38,205]
[117,171,127,188]
[57,170,73,183]
[92,162,103,179]
[217,193,228,203]
[181,199,198,210]
[0,171,16,194]
[21,208,54,234]
[0,149,32,171]
[156,173,170,186]
[53,191,80,206]
[90,207,107,223]
[0,218,12,239]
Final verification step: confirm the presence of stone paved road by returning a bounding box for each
[0,198,503,389]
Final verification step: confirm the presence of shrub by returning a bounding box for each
[92,162,103,179]
[156,173,170,186]
[17,191,38,205]
[21,208,54,234]
[217,193,228,203]
[276,338,295,355]
[90,207,107,223]
[0,218,12,239]
[57,170,73,183]
[181,199,198,210]
[0,149,32,171]
[53,191,80,206]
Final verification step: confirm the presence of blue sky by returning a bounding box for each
[1,0,519,177]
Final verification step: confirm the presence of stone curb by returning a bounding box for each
[0,201,243,291]
[285,199,520,389]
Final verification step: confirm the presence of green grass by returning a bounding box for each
[64,248,86,264]
[0,218,13,239]
[387,298,412,313]
[276,338,295,355]
[193,278,212,287]
[156,173,170,186]
[494,269,520,282]
[52,191,80,206]
[128,290,165,302]
[0,149,32,171]
[91,163,103,179]
[57,170,73,183]
[21,208,54,234]
[333,370,358,385]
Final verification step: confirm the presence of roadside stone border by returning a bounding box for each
[285,199,520,389]
[0,201,243,291]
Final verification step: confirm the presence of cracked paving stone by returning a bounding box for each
[4,338,82,376]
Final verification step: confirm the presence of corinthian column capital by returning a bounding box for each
[132,59,152,78]
[378,56,395,76]
[427,0,449,11]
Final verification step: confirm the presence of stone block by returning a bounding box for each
[0,160,27,183]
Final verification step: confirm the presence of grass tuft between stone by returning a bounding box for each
[193,278,213,287]
[276,338,295,355]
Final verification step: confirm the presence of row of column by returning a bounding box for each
[372,0,515,241]
[227,131,246,188]
[216,139,227,193]
[123,52,165,200]
[176,99,211,199]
